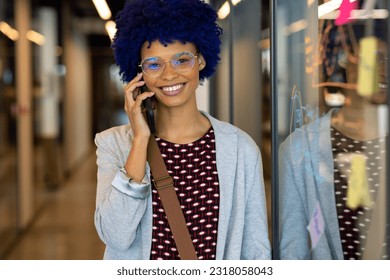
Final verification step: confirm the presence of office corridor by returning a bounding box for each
[4,151,105,260]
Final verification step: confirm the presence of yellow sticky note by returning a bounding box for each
[346,154,372,210]
[357,36,379,97]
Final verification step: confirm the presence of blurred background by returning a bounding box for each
[0,0,271,259]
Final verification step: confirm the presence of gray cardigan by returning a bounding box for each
[94,112,271,260]
[279,109,344,259]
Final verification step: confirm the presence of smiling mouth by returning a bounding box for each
[161,83,185,93]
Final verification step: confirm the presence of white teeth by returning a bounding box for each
[162,84,183,92]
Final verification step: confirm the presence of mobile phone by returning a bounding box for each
[141,84,156,135]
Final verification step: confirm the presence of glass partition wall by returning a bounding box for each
[0,0,62,259]
[273,0,389,259]
[211,0,273,246]
[0,0,18,259]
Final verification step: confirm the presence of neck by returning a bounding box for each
[331,101,387,141]
[155,105,211,144]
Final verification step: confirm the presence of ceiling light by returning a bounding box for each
[105,20,117,41]
[320,9,388,19]
[218,1,230,20]
[0,21,19,41]
[318,0,357,18]
[92,0,112,20]
[26,30,46,45]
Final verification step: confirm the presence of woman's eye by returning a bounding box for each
[147,63,161,70]
[177,58,189,64]
[173,57,191,66]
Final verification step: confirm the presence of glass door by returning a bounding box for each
[272,0,389,260]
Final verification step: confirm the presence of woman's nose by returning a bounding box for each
[160,62,178,81]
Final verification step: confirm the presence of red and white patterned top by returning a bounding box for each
[150,127,220,260]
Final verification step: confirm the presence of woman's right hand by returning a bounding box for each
[123,73,155,138]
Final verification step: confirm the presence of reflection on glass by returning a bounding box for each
[278,0,388,260]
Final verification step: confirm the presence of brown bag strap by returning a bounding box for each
[147,136,198,260]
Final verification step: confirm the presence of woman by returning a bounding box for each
[94,0,270,260]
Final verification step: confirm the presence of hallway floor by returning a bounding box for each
[2,148,272,260]
[4,151,105,260]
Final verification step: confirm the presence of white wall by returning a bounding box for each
[196,79,210,113]
[64,28,92,172]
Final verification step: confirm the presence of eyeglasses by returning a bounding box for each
[139,51,198,78]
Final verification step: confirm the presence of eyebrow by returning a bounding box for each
[142,51,196,60]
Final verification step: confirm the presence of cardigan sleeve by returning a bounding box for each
[94,131,150,251]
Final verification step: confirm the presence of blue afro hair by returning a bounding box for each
[112,0,223,83]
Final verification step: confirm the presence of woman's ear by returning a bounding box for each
[198,54,206,70]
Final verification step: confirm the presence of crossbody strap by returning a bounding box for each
[147,136,198,260]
